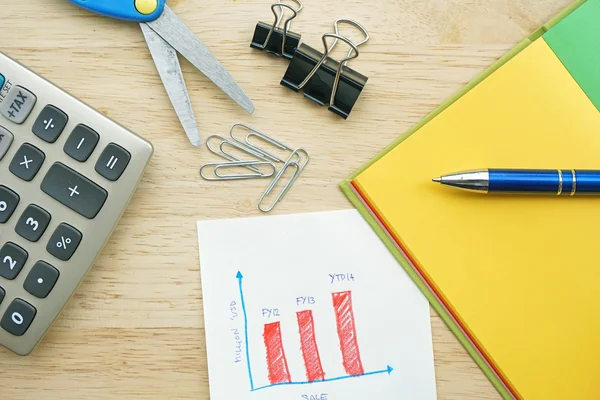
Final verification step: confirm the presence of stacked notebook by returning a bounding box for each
[341,0,600,399]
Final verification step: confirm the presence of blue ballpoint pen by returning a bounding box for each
[432,169,600,195]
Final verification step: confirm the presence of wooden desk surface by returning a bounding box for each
[0,0,571,398]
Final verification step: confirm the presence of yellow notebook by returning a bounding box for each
[341,1,600,399]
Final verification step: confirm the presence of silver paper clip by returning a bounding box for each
[206,134,268,174]
[201,125,309,212]
[200,161,276,181]
[229,123,294,163]
[258,148,310,212]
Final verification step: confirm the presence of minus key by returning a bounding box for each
[63,124,100,162]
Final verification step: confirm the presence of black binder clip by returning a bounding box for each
[280,18,370,119]
[250,0,304,59]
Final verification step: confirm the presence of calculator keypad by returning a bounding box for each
[41,163,108,219]
[32,105,68,143]
[0,126,14,161]
[0,243,28,280]
[0,51,152,355]
[0,185,19,223]
[23,262,59,299]
[1,299,36,336]
[0,86,37,124]
[47,223,82,261]
[9,143,45,181]
[63,124,99,162]
[15,205,51,242]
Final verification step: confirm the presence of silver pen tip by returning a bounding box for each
[432,177,442,183]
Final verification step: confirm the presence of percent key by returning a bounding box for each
[47,223,82,261]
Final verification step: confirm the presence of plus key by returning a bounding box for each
[41,163,108,219]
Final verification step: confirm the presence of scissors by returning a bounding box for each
[68,0,255,147]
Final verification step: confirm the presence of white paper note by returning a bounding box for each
[197,210,437,400]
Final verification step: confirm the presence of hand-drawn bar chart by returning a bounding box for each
[237,271,393,392]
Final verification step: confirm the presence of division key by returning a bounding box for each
[41,162,108,219]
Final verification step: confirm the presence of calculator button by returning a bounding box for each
[0,125,14,161]
[1,298,36,336]
[0,86,37,124]
[0,185,19,223]
[95,143,131,181]
[0,242,28,280]
[9,143,45,181]
[0,73,4,89]
[0,286,4,304]
[32,105,68,143]
[41,162,108,219]
[47,223,82,261]
[15,204,51,242]
[24,261,59,299]
[63,124,99,162]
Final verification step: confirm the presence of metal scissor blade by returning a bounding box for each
[140,23,202,147]
[145,5,255,114]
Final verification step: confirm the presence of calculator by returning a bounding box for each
[0,52,153,355]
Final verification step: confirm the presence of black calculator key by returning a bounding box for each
[0,286,4,304]
[95,143,131,181]
[63,124,99,162]
[0,125,14,161]
[9,143,45,181]
[0,185,19,223]
[15,204,51,242]
[32,105,68,143]
[0,242,28,280]
[1,298,36,336]
[24,261,59,299]
[47,223,82,261]
[41,162,108,219]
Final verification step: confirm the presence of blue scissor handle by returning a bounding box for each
[69,0,166,22]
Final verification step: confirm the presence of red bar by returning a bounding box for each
[263,321,292,384]
[297,310,325,382]
[332,291,364,376]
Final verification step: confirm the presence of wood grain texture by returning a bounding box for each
[0,0,572,398]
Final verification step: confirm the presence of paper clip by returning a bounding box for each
[201,125,309,212]
[206,134,268,174]
[251,0,304,59]
[258,148,310,213]
[200,161,276,181]
[229,123,294,163]
[281,18,370,119]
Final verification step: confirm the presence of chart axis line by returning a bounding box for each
[237,271,254,391]
[251,365,394,392]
